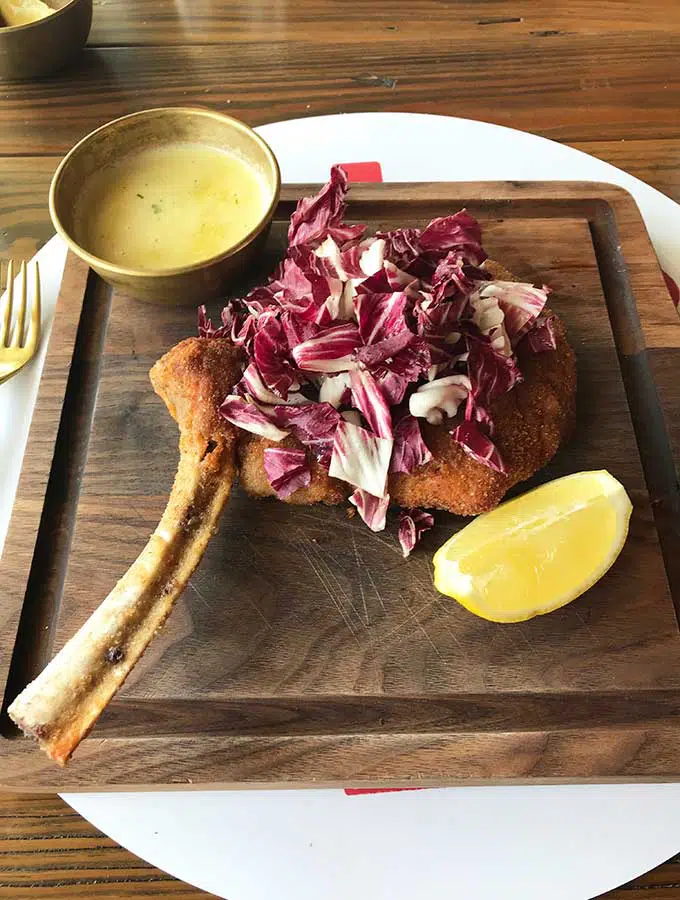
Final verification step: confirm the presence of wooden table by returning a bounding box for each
[2,0,680,896]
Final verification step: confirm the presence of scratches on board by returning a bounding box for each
[292,511,403,556]
[190,570,272,629]
[348,527,389,624]
[366,530,404,558]
[186,578,211,610]
[432,595,470,662]
[290,515,467,666]
[571,604,598,645]
[363,558,387,615]
[236,537,274,628]
[296,537,361,641]
[381,598,436,645]
[397,593,444,662]
[351,529,370,626]
[296,521,393,635]
[307,537,362,623]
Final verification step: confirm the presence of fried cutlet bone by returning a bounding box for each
[8,338,242,765]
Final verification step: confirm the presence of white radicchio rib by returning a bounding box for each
[476,281,549,344]
[350,489,389,532]
[319,372,351,408]
[329,419,393,497]
[468,289,512,357]
[408,374,471,425]
[219,395,289,441]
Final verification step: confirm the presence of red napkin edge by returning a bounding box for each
[339,161,384,183]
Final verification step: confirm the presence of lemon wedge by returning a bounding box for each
[433,470,632,623]
[0,0,53,27]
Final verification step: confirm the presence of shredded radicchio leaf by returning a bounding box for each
[398,509,435,557]
[432,252,490,303]
[263,447,311,500]
[390,415,433,474]
[477,281,549,344]
[328,419,393,497]
[524,314,558,353]
[253,315,300,399]
[288,164,352,249]
[376,369,410,406]
[292,322,361,373]
[355,291,410,344]
[198,304,232,338]
[466,336,523,405]
[319,371,351,408]
[349,367,393,438]
[418,212,486,264]
[354,330,414,368]
[450,420,506,474]
[468,290,512,357]
[350,489,390,532]
[198,166,558,542]
[273,402,341,467]
[219,396,289,442]
[236,361,308,406]
[375,227,421,272]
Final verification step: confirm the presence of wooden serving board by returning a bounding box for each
[2,182,680,790]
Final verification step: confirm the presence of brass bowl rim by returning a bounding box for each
[0,0,88,33]
[48,106,282,279]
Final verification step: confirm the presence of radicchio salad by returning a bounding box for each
[199,166,558,556]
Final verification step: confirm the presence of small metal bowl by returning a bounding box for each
[0,0,92,81]
[49,107,281,303]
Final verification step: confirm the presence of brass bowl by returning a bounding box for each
[0,0,92,81]
[49,107,281,304]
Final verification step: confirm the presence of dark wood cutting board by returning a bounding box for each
[2,181,680,790]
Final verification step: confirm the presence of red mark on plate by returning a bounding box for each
[339,161,384,183]
[344,787,423,796]
[663,271,679,307]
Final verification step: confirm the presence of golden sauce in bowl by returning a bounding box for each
[74,142,268,271]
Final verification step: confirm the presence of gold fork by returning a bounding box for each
[0,259,41,384]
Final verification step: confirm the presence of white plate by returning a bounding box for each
[68,785,680,900]
[2,112,680,900]
[0,235,66,553]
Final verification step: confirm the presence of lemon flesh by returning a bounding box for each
[433,470,632,623]
[0,0,53,26]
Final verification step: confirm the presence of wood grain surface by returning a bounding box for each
[2,0,680,895]
[3,33,680,153]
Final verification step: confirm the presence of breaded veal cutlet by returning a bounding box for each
[150,259,576,516]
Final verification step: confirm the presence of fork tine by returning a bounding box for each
[10,261,27,348]
[1,259,13,347]
[25,260,41,352]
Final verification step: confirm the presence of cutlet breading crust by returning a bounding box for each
[150,333,243,456]
[151,260,576,516]
[389,313,575,514]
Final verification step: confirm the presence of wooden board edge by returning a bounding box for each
[0,255,95,709]
[2,725,680,790]
[593,189,680,624]
[281,179,637,201]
